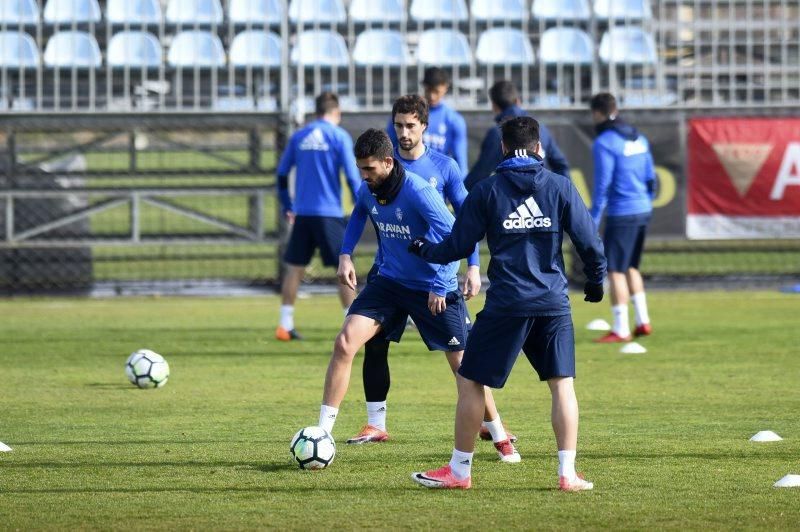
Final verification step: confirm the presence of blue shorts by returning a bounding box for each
[458,311,575,388]
[604,213,650,272]
[284,215,345,267]
[348,275,468,352]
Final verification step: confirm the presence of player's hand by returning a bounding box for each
[583,281,604,303]
[285,210,296,225]
[428,292,446,315]
[408,237,429,256]
[462,265,481,300]
[337,255,357,291]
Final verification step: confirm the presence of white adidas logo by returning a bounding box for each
[448,337,460,346]
[502,196,552,230]
[371,206,378,215]
[299,128,330,151]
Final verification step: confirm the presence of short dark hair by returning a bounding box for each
[315,91,339,116]
[354,128,394,160]
[421,67,450,88]
[392,94,429,125]
[590,92,617,116]
[489,81,518,110]
[501,116,540,153]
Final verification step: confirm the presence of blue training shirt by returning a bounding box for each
[386,102,468,175]
[341,170,459,296]
[276,118,361,217]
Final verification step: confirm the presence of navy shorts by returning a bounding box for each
[348,275,468,351]
[458,311,575,388]
[604,213,651,272]
[283,215,345,267]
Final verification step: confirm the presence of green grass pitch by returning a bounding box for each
[1,291,799,529]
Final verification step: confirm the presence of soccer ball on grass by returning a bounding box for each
[290,426,336,470]
[125,349,170,389]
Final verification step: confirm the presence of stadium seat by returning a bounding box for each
[43,31,101,67]
[475,28,534,66]
[43,0,101,25]
[417,29,471,66]
[471,0,527,22]
[599,27,657,64]
[410,0,468,23]
[290,30,349,67]
[167,30,225,67]
[593,0,652,21]
[165,0,223,26]
[0,31,40,68]
[107,31,161,68]
[349,0,405,24]
[531,0,590,21]
[539,27,593,64]
[352,30,412,66]
[106,0,162,26]
[0,0,40,26]
[228,0,283,27]
[230,30,282,68]
[288,0,346,25]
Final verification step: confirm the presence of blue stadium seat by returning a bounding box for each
[0,0,40,26]
[167,30,225,67]
[352,30,411,66]
[593,0,652,21]
[291,30,349,66]
[43,31,101,67]
[471,0,527,22]
[107,0,162,25]
[476,28,534,65]
[349,0,405,24]
[0,31,40,67]
[288,0,346,25]
[417,29,471,65]
[165,0,223,26]
[410,0,468,23]
[228,0,283,27]
[531,0,590,21]
[230,30,282,68]
[539,27,593,64]
[43,0,101,25]
[107,31,161,68]
[599,27,657,64]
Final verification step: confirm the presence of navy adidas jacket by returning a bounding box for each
[464,105,571,191]
[419,154,606,316]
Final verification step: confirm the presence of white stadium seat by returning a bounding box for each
[228,0,284,26]
[410,0,468,23]
[106,0,162,25]
[349,0,406,24]
[352,30,412,66]
[44,31,101,67]
[288,0,346,25]
[539,27,594,64]
[417,29,471,66]
[593,0,652,21]
[167,30,225,67]
[0,31,40,67]
[166,0,223,25]
[0,0,40,26]
[476,28,534,65]
[471,0,527,23]
[230,30,282,68]
[290,30,349,66]
[599,27,657,64]
[107,31,161,68]
[531,0,590,21]
[43,0,101,25]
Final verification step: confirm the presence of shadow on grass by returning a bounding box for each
[85,383,134,390]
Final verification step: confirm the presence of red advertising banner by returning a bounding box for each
[687,118,800,239]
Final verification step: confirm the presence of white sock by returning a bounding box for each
[482,417,508,443]
[631,292,650,326]
[280,305,294,331]
[558,449,577,479]
[366,401,387,431]
[449,448,473,480]
[611,304,630,337]
[318,404,338,433]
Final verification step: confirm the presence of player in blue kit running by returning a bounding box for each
[408,117,606,490]
[386,67,468,175]
[349,95,515,448]
[274,92,361,341]
[317,129,520,463]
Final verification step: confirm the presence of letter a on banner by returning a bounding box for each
[770,143,800,200]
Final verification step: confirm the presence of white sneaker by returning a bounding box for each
[494,439,521,463]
